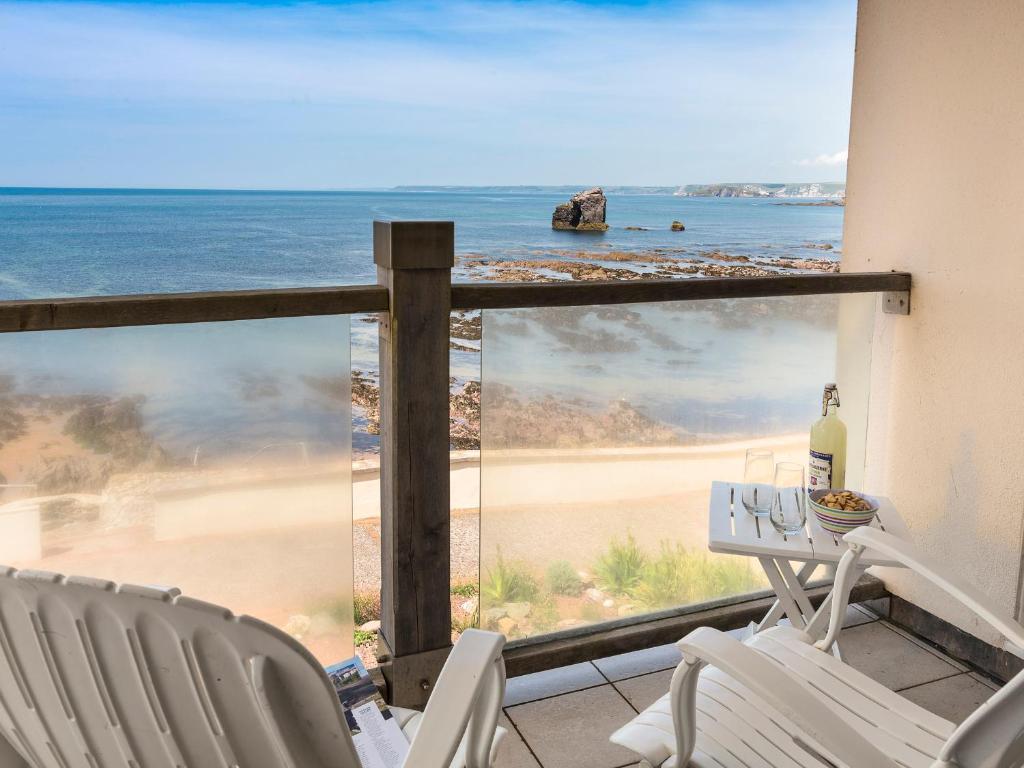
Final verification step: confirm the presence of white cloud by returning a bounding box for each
[797,148,848,166]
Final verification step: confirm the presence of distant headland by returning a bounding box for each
[391,183,846,199]
[678,183,845,200]
[391,185,678,195]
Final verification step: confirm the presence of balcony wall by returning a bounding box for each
[844,0,1024,645]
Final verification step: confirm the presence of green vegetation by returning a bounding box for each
[595,533,646,596]
[470,538,763,642]
[482,549,539,604]
[529,596,560,634]
[631,544,762,610]
[451,581,480,635]
[353,592,381,626]
[306,592,380,630]
[354,629,377,646]
[450,581,479,598]
[546,560,584,597]
[452,605,479,635]
[630,542,691,610]
[695,552,764,600]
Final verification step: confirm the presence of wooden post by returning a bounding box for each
[374,221,455,708]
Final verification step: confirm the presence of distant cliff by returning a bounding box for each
[389,183,846,199]
[676,183,845,199]
[393,185,678,195]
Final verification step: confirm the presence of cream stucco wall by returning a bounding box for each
[843,0,1024,644]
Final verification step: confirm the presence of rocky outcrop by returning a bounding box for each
[671,220,685,231]
[466,259,662,282]
[552,188,609,231]
[450,311,482,340]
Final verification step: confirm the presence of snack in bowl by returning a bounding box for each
[820,490,872,512]
[809,489,879,534]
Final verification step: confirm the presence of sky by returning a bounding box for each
[0,0,857,189]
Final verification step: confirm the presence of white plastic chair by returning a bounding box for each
[611,527,1024,768]
[0,565,506,768]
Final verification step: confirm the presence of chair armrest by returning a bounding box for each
[815,527,1024,658]
[402,629,506,768]
[674,627,899,768]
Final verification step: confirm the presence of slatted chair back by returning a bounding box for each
[0,566,359,768]
[937,668,1024,768]
[824,528,1024,768]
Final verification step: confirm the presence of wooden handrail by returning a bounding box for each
[451,271,911,310]
[0,285,390,333]
[0,271,911,333]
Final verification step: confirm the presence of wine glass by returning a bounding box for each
[742,448,774,517]
[771,462,807,535]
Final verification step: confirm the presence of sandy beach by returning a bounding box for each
[0,432,806,658]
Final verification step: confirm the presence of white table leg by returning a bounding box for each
[757,560,817,631]
[757,557,807,629]
[777,558,818,625]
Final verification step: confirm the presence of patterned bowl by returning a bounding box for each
[809,489,879,534]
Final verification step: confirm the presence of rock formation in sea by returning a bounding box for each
[671,220,685,231]
[552,188,609,231]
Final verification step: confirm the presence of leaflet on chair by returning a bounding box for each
[326,657,410,768]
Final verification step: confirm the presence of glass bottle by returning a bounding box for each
[809,383,847,492]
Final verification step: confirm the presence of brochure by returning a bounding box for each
[326,657,410,768]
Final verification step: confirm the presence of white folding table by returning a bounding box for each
[707,480,909,641]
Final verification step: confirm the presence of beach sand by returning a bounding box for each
[0,432,808,662]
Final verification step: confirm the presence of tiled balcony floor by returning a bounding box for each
[493,602,1002,768]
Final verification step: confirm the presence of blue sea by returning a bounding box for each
[0,188,845,458]
[0,188,842,298]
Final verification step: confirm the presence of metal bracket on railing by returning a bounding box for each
[883,291,910,315]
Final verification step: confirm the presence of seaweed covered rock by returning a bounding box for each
[552,188,609,231]
[552,202,576,230]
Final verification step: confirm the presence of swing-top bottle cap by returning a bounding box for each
[821,383,840,415]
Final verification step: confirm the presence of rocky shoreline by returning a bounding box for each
[460,247,838,282]
[773,200,845,207]
[342,244,841,454]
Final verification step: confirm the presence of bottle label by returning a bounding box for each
[809,450,833,490]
